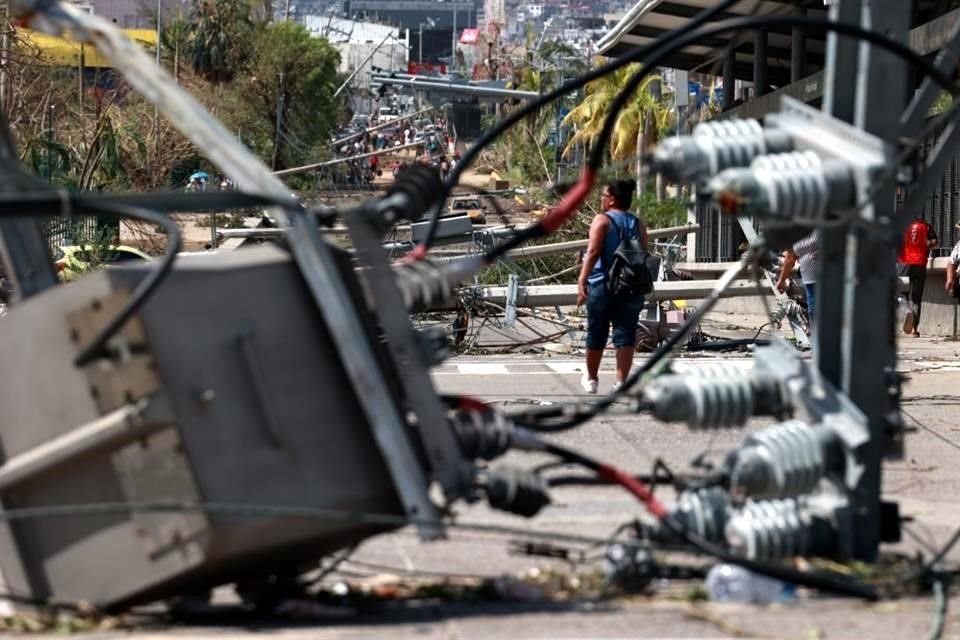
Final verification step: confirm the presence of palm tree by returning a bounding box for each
[562,64,673,196]
[187,0,254,83]
[161,14,191,83]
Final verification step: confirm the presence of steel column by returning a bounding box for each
[722,48,736,110]
[790,7,807,84]
[816,0,862,388]
[845,0,910,560]
[753,29,768,97]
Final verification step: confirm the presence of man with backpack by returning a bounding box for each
[576,180,650,394]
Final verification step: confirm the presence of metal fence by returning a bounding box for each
[42,215,119,254]
[916,141,960,256]
[693,149,960,262]
[693,196,745,262]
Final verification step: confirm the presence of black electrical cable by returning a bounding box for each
[546,470,678,489]
[71,200,181,367]
[414,0,745,252]
[541,441,878,600]
[927,573,949,640]
[900,522,960,586]
[0,189,305,217]
[423,8,959,256]
[514,253,753,432]
[482,16,960,267]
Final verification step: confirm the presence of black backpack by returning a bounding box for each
[603,213,657,298]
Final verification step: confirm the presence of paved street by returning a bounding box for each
[77,333,960,640]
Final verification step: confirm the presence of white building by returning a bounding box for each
[304,16,409,102]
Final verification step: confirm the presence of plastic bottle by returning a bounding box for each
[705,564,785,604]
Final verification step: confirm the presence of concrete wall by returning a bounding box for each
[675,260,960,338]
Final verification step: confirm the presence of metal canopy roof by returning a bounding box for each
[598,0,951,88]
[596,0,829,87]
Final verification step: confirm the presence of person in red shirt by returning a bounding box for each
[897,215,939,336]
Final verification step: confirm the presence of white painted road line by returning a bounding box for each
[545,362,586,374]
[432,358,759,376]
[454,363,511,375]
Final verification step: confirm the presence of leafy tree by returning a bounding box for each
[187,0,254,83]
[238,22,341,171]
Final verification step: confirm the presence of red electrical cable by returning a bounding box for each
[457,395,492,413]
[596,463,670,519]
[409,167,598,262]
[538,168,597,234]
[544,443,668,520]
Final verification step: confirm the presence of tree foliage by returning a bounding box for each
[6,1,343,193]
[187,0,254,83]
[561,64,673,162]
[238,21,341,170]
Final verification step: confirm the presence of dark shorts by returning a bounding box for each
[585,281,644,350]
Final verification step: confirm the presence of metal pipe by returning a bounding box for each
[0,399,171,493]
[460,279,766,308]
[219,224,413,238]
[370,76,540,99]
[428,223,701,259]
[273,141,422,177]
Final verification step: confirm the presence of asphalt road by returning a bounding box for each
[82,338,960,639]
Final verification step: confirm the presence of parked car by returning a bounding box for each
[378,106,400,122]
[447,196,487,224]
[54,244,150,280]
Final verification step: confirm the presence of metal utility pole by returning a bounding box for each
[333,32,394,99]
[45,104,54,182]
[817,0,909,560]
[844,0,909,559]
[272,72,285,171]
[419,23,423,64]
[154,0,161,161]
[0,7,8,113]
[77,44,84,113]
[816,0,861,387]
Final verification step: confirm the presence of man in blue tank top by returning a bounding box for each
[576,180,648,393]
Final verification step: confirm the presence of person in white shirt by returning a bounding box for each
[776,230,819,331]
[947,221,960,298]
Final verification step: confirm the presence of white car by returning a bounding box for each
[378,107,399,122]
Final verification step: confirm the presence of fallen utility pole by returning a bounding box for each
[274,141,422,177]
[333,32,398,99]
[331,107,436,146]
[219,225,412,238]
[453,279,767,309]
[430,223,701,259]
[371,76,540,100]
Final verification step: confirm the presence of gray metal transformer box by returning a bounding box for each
[0,245,410,609]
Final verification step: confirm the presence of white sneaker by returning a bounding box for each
[612,380,623,393]
[580,374,598,394]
